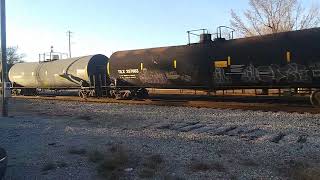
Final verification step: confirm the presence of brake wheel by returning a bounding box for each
[310,90,320,107]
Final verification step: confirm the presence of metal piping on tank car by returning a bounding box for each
[187,29,209,45]
[216,26,235,40]
[186,26,236,45]
[38,46,68,62]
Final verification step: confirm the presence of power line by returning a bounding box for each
[67,30,73,58]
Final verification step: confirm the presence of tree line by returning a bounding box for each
[230,0,320,37]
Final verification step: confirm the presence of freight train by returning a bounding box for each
[8,27,320,106]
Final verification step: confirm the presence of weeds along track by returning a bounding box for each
[13,94,320,114]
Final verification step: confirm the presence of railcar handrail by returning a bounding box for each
[216,26,235,40]
[187,29,209,45]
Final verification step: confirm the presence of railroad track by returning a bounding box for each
[13,94,320,114]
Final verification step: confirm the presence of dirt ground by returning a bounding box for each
[0,98,320,180]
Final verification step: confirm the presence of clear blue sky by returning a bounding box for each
[6,0,317,61]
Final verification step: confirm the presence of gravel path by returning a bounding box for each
[0,98,320,179]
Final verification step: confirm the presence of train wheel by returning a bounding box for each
[11,89,18,96]
[109,90,117,98]
[310,90,320,107]
[78,90,88,99]
[115,93,123,100]
[89,90,95,97]
[135,88,149,99]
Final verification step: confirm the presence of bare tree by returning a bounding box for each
[231,0,320,37]
[0,47,25,67]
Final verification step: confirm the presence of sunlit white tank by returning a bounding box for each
[9,54,108,88]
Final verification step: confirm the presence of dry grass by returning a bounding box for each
[138,154,164,178]
[289,163,320,180]
[139,168,156,178]
[189,160,226,173]
[68,147,87,155]
[142,154,163,169]
[95,145,129,180]
[41,162,56,172]
[88,150,105,163]
[90,148,166,179]
[239,158,259,167]
[66,145,131,179]
[69,145,168,179]
[77,115,92,121]
[41,161,68,172]
[278,160,320,180]
[163,174,186,180]
[189,162,211,172]
[56,161,68,168]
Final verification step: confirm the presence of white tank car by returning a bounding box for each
[9,54,108,88]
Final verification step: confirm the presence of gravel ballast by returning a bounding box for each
[0,98,320,179]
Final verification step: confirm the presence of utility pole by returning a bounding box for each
[1,0,8,117]
[67,30,72,58]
